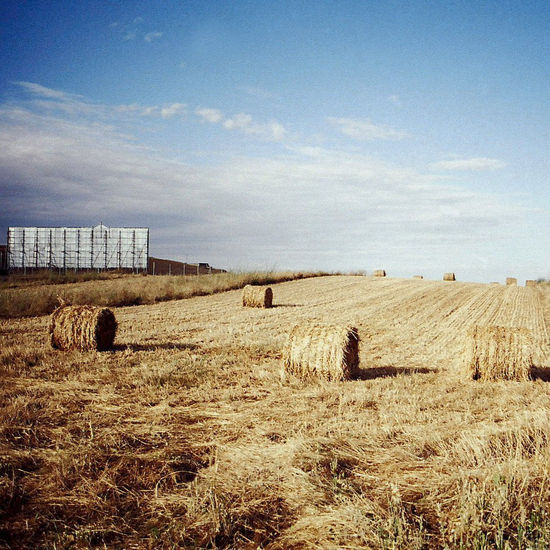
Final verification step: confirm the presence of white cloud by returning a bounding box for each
[195,107,223,123]
[328,117,408,141]
[223,113,253,130]
[2,83,537,279]
[429,157,506,171]
[160,103,187,118]
[123,31,136,41]
[144,31,163,42]
[133,17,144,24]
[223,112,286,141]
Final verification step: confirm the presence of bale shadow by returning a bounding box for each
[271,304,302,308]
[113,342,199,352]
[356,366,437,380]
[530,367,550,381]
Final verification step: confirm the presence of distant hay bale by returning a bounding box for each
[242,285,273,308]
[282,323,360,381]
[49,305,117,351]
[526,280,537,287]
[443,273,456,281]
[413,275,424,279]
[506,277,517,286]
[373,270,386,277]
[490,282,500,285]
[465,325,534,381]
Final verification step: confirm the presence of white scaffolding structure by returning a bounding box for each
[7,224,149,272]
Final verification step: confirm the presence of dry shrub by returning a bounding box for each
[242,285,273,308]
[373,270,386,277]
[526,280,537,287]
[282,323,360,381]
[506,277,518,286]
[465,325,534,381]
[49,305,117,351]
[413,275,423,279]
[443,273,456,281]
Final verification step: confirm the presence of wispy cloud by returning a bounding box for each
[160,103,186,118]
[144,31,163,42]
[0,91,528,275]
[123,31,137,41]
[429,157,506,171]
[328,117,408,141]
[195,107,223,123]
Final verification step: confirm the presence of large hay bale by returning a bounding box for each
[526,280,537,287]
[49,305,117,351]
[506,277,517,286]
[413,275,424,279]
[443,273,456,281]
[373,270,386,277]
[242,285,273,308]
[282,323,360,381]
[465,325,534,381]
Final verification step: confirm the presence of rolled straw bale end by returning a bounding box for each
[242,285,273,308]
[526,280,537,287]
[506,277,518,286]
[465,325,533,381]
[49,305,117,351]
[443,273,456,281]
[413,275,424,279]
[373,270,386,277]
[282,323,360,381]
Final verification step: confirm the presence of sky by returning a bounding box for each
[1,1,549,282]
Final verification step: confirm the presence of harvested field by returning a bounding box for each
[2,275,550,548]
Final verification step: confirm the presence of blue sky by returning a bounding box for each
[1,1,549,281]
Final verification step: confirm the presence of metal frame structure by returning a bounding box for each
[7,224,149,272]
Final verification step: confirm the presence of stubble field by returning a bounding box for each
[2,275,550,549]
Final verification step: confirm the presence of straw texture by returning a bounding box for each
[282,323,360,381]
[49,305,117,351]
[373,270,386,277]
[443,273,456,281]
[465,325,534,381]
[506,277,518,286]
[242,285,273,308]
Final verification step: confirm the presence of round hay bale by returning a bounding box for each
[506,277,517,286]
[49,305,117,351]
[526,280,537,287]
[282,323,360,381]
[443,273,456,281]
[242,285,273,308]
[465,325,534,381]
[413,275,424,279]
[373,270,386,277]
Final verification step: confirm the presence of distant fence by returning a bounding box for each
[148,257,226,276]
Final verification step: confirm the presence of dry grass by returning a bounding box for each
[242,285,273,308]
[282,323,360,381]
[2,276,550,548]
[465,325,534,381]
[0,270,331,318]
